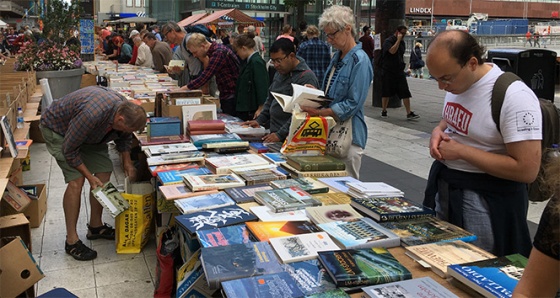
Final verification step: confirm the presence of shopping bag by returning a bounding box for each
[281,112,335,155]
[326,118,353,158]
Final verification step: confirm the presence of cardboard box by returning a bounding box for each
[21,184,47,228]
[0,213,32,252]
[1,180,31,213]
[29,120,45,143]
[0,236,44,298]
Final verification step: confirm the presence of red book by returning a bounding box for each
[188,130,226,135]
[187,120,225,131]
[148,162,201,177]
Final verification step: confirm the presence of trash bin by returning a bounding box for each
[487,48,557,102]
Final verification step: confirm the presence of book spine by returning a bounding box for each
[203,141,249,149]
[295,171,348,178]
[215,146,250,153]
[379,213,434,222]
[188,122,225,131]
[188,130,226,135]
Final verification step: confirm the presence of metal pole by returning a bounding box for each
[430,0,434,30]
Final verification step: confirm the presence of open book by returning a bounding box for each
[165,60,185,70]
[271,83,332,113]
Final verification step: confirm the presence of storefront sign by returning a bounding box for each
[409,7,432,14]
[206,1,285,12]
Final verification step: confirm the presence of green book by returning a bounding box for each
[254,186,321,213]
[286,155,346,172]
[271,177,330,194]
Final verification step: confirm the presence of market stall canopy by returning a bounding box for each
[0,19,7,28]
[193,9,265,27]
[114,16,157,24]
[178,13,208,27]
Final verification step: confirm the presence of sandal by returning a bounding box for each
[86,223,115,240]
[65,240,97,261]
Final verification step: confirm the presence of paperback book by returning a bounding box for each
[205,153,270,174]
[362,276,459,298]
[346,182,404,198]
[143,143,197,156]
[380,217,477,247]
[350,196,435,222]
[225,123,266,135]
[318,217,401,249]
[173,191,235,214]
[200,241,284,289]
[317,176,361,193]
[282,163,348,178]
[254,186,321,213]
[234,167,288,185]
[282,259,337,296]
[175,249,203,298]
[269,232,341,263]
[220,272,303,298]
[175,205,257,235]
[159,184,218,200]
[404,240,496,278]
[224,184,274,204]
[0,116,17,157]
[196,224,253,248]
[311,192,352,205]
[270,83,332,113]
[317,247,412,287]
[246,221,321,242]
[148,162,201,177]
[183,173,245,191]
[261,152,287,165]
[286,155,346,172]
[157,167,212,185]
[147,152,205,166]
[91,182,130,217]
[271,177,329,194]
[249,205,310,222]
[305,204,363,224]
[447,254,527,298]
[189,133,241,147]
[249,142,269,153]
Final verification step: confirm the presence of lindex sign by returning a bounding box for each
[409,7,433,14]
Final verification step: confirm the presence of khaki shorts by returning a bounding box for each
[40,126,113,183]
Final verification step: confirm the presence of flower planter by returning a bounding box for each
[35,68,84,100]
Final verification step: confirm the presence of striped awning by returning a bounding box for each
[177,13,208,27]
[193,8,265,27]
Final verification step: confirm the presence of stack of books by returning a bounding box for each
[346,182,405,198]
[187,120,226,136]
[204,153,270,174]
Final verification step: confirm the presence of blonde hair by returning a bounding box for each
[306,25,319,37]
[319,5,357,37]
[186,33,209,48]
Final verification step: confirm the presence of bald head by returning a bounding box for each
[427,30,485,67]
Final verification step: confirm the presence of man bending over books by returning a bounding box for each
[40,86,147,261]
[243,38,319,142]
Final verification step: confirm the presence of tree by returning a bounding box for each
[284,0,315,31]
[39,0,83,44]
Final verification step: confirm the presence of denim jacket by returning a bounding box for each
[322,43,373,149]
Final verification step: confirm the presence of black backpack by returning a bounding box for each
[491,72,560,202]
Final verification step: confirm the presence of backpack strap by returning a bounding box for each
[491,72,522,133]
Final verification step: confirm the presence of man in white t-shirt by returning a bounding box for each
[424,30,542,258]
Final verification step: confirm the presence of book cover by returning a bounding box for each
[168,59,185,70]
[91,182,130,217]
[305,204,363,224]
[188,129,226,135]
[235,167,287,185]
[196,224,253,248]
[224,183,274,204]
[269,232,341,263]
[0,115,18,157]
[282,259,337,296]
[254,186,321,213]
[147,152,205,166]
[214,146,250,153]
[174,97,201,106]
[189,133,241,147]
[221,272,303,298]
[363,276,459,298]
[202,141,249,149]
[246,221,321,242]
[305,289,349,297]
[317,176,361,193]
[159,184,219,200]
[157,167,212,185]
[350,197,435,222]
[148,162,201,177]
[405,240,496,278]
[270,83,331,113]
[447,254,527,298]
[144,143,198,156]
[380,217,477,247]
[286,155,346,172]
[318,217,401,249]
[347,182,404,195]
[271,177,329,194]
[175,205,257,235]
[311,192,352,206]
[187,119,225,131]
[205,153,270,174]
[317,247,412,287]
[176,249,203,298]
[225,123,266,135]
[249,142,269,153]
[174,191,235,214]
[249,205,310,222]
[181,104,217,123]
[183,173,245,191]
[2,180,31,212]
[200,241,284,289]
[261,152,287,165]
[136,134,185,146]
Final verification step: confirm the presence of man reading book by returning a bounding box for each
[40,86,147,261]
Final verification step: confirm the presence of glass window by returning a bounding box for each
[126,0,133,7]
[135,0,142,8]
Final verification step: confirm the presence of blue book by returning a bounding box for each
[175,205,257,235]
[249,142,269,153]
[196,224,254,248]
[189,133,242,147]
[201,241,285,290]
[283,259,337,296]
[221,272,303,298]
[174,191,235,214]
[157,167,212,185]
[447,254,527,298]
[262,152,287,165]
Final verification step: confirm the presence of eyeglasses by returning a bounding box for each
[432,64,468,85]
[269,54,289,64]
[325,29,340,39]
[163,30,171,39]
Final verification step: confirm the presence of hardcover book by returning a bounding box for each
[200,241,284,289]
[350,196,435,222]
[136,134,186,146]
[205,153,270,174]
[221,272,303,298]
[447,254,527,298]
[157,167,212,185]
[187,119,225,131]
[196,224,253,248]
[143,143,197,156]
[202,141,249,149]
[363,276,459,298]
[147,152,205,166]
[318,217,401,249]
[188,129,226,135]
[380,217,477,247]
[346,182,404,198]
[405,240,496,278]
[282,259,337,296]
[189,133,241,147]
[282,163,348,178]
[254,186,321,213]
[305,204,363,224]
[234,167,288,185]
[305,289,349,297]
[249,205,310,222]
[261,152,287,165]
[175,205,257,235]
[286,155,346,172]
[246,221,321,242]
[0,115,18,157]
[91,182,130,217]
[269,232,341,263]
[317,176,361,193]
[183,173,245,191]
[270,83,331,113]
[224,183,274,204]
[271,177,329,194]
[317,247,412,287]
[181,104,217,123]
[311,192,352,206]
[249,142,269,153]
[174,191,235,214]
[159,184,218,200]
